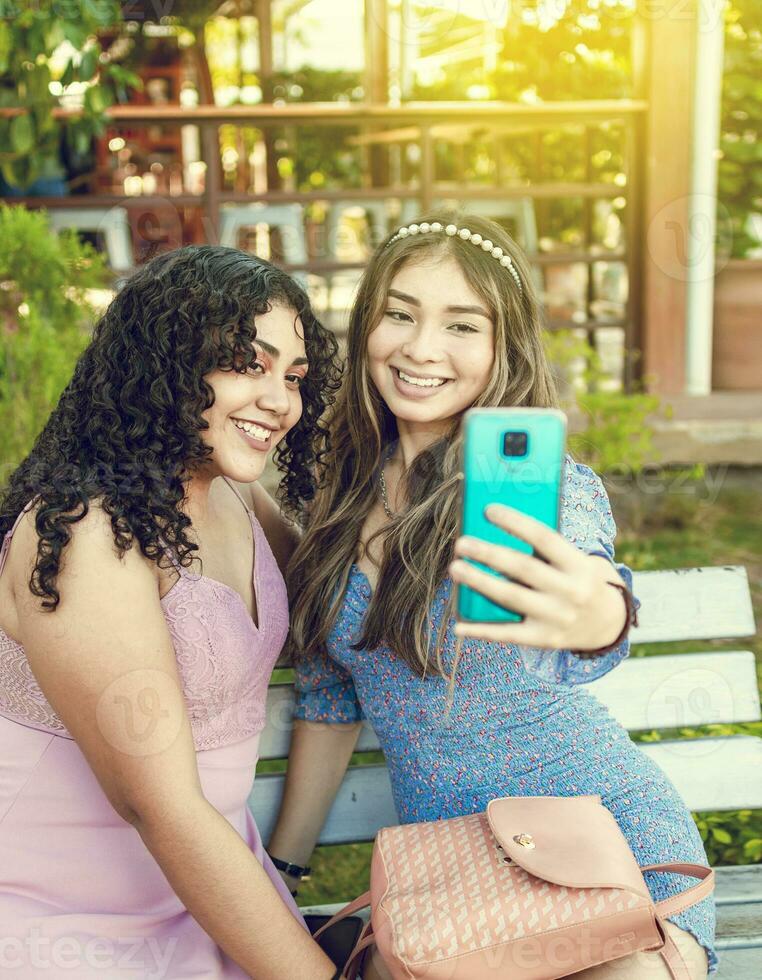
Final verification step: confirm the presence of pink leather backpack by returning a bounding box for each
[316,795,714,979]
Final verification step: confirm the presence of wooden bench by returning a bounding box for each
[250,566,761,978]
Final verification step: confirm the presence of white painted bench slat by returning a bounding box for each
[715,904,762,948]
[715,869,762,953]
[714,947,762,980]
[630,567,755,644]
[259,650,761,760]
[714,865,762,905]
[251,764,395,846]
[585,650,761,730]
[250,735,762,844]
[642,736,762,812]
[298,859,762,912]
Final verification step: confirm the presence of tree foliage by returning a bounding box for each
[720,0,762,258]
[0,0,143,189]
[411,1,760,256]
[271,66,364,190]
[0,203,108,482]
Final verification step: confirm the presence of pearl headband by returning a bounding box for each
[386,221,523,294]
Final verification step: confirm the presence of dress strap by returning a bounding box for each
[159,537,186,576]
[222,477,252,515]
[222,477,263,541]
[0,498,39,578]
[161,480,253,579]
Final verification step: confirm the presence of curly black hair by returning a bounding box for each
[0,245,341,611]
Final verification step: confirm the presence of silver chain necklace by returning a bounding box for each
[379,464,396,519]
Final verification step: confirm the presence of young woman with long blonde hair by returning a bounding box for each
[268,213,716,979]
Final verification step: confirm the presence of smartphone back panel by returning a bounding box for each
[457,408,567,623]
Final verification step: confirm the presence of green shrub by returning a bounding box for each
[636,722,762,865]
[0,203,108,485]
[696,809,762,865]
[544,328,669,476]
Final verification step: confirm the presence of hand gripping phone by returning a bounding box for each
[457,407,567,624]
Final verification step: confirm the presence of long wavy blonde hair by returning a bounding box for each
[288,211,559,680]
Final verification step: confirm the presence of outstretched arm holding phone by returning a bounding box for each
[450,502,631,651]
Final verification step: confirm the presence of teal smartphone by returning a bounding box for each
[457,407,567,624]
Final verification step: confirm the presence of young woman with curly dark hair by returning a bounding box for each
[0,246,345,980]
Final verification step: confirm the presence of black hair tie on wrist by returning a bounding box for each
[572,581,639,659]
[266,851,312,880]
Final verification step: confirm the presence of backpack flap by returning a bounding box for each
[487,795,652,900]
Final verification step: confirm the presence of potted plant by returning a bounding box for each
[0,2,141,193]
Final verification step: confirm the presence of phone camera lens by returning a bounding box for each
[503,431,528,457]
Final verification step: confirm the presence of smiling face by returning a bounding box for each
[200,302,308,483]
[367,252,496,442]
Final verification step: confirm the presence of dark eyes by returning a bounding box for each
[245,362,304,387]
[385,309,413,323]
[384,309,478,334]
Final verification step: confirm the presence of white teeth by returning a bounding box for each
[397,369,446,388]
[233,419,271,441]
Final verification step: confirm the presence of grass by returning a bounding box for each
[259,471,762,904]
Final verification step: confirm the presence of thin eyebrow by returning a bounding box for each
[254,338,309,367]
[387,289,491,319]
[446,305,492,318]
[387,289,420,306]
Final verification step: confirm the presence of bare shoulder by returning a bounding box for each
[10,499,158,605]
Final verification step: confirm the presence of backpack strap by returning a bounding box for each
[312,892,371,941]
[312,892,374,980]
[642,862,715,918]
[656,917,694,980]
[641,863,714,980]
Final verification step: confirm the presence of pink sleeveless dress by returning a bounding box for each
[0,487,305,979]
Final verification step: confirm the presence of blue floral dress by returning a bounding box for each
[294,458,717,972]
